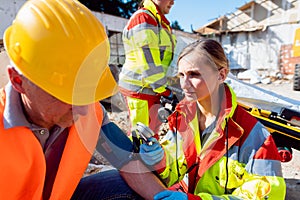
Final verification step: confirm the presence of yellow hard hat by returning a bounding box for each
[4,0,118,105]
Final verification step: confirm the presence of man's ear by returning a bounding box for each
[8,67,25,93]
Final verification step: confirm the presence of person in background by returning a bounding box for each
[139,39,286,199]
[119,0,177,135]
[0,0,166,199]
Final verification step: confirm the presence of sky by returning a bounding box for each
[168,0,249,32]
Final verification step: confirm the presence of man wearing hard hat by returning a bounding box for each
[0,0,166,199]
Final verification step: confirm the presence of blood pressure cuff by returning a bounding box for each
[96,122,134,169]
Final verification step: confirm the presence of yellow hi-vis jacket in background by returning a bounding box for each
[153,84,286,200]
[119,0,176,95]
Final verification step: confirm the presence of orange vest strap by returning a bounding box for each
[0,89,104,199]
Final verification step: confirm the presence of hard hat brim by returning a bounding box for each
[4,27,118,106]
[60,65,119,106]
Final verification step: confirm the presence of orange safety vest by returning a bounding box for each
[0,88,103,200]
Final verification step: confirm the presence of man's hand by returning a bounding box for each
[154,190,188,200]
[140,138,164,166]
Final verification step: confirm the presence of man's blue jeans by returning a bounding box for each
[71,169,143,200]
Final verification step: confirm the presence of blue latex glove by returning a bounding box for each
[161,88,173,99]
[166,88,173,99]
[167,88,173,99]
[154,190,188,200]
[139,138,164,166]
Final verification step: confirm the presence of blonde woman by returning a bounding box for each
[140,39,286,200]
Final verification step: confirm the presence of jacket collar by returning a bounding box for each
[173,83,238,126]
[2,83,31,129]
[143,0,170,26]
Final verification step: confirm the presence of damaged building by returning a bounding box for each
[194,0,300,78]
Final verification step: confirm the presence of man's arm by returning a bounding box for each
[120,160,166,200]
[97,105,166,199]
[97,122,166,199]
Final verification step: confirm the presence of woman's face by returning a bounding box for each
[154,0,174,14]
[178,53,220,102]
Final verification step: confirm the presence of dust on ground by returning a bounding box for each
[0,51,9,88]
[255,80,300,200]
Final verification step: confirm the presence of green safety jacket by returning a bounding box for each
[154,84,286,200]
[119,0,176,95]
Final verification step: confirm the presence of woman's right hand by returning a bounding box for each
[139,138,164,166]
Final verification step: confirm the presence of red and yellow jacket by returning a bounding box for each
[155,84,286,199]
[0,88,103,200]
[119,0,176,95]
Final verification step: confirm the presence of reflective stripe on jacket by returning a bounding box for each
[155,84,286,200]
[119,0,176,94]
[0,88,103,200]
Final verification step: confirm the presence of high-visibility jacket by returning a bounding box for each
[0,88,103,200]
[119,0,176,95]
[155,84,286,200]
